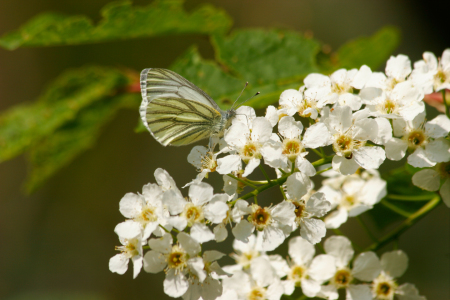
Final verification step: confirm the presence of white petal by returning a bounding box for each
[266,280,285,300]
[155,168,180,194]
[359,87,383,102]
[326,105,353,133]
[168,216,187,231]
[163,189,187,215]
[148,233,173,253]
[164,269,189,297]
[213,223,228,242]
[385,138,408,161]
[386,54,411,81]
[235,106,256,124]
[187,145,208,168]
[332,155,360,175]
[425,115,450,138]
[216,155,242,175]
[271,201,296,225]
[412,169,440,191]
[187,257,207,282]
[407,148,436,168]
[352,251,381,281]
[300,218,327,244]
[243,158,260,177]
[109,253,128,274]
[114,221,141,240]
[189,182,213,206]
[372,117,393,145]
[425,138,450,163]
[119,193,144,218]
[201,277,223,300]
[232,220,254,242]
[296,157,316,176]
[351,118,378,142]
[324,235,354,268]
[251,117,273,143]
[308,254,336,281]
[304,73,331,88]
[261,142,288,169]
[380,250,408,278]
[261,226,286,251]
[132,256,143,278]
[339,93,362,111]
[203,250,225,264]
[306,192,331,217]
[279,116,303,139]
[190,223,215,244]
[250,256,276,287]
[301,278,321,297]
[178,232,201,257]
[441,178,450,208]
[286,172,311,199]
[359,177,387,205]
[317,285,338,300]
[265,105,279,127]
[325,208,348,229]
[204,201,229,224]
[346,284,372,300]
[351,65,372,89]
[353,146,386,170]
[288,236,315,265]
[143,250,166,273]
[303,122,332,148]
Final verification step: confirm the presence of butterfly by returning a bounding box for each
[140,68,240,148]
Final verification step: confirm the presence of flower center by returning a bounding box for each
[115,239,139,258]
[241,142,261,163]
[201,152,217,172]
[137,205,158,224]
[167,245,187,271]
[291,200,306,219]
[182,203,204,226]
[231,250,260,269]
[437,162,450,179]
[372,273,397,300]
[282,138,303,162]
[379,98,398,114]
[297,99,315,117]
[332,268,353,288]
[249,206,271,230]
[289,265,305,285]
[406,130,426,149]
[435,68,448,86]
[247,286,266,300]
[341,194,357,209]
[333,134,363,158]
[331,82,352,95]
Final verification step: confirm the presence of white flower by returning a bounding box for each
[216,106,274,177]
[319,170,387,229]
[285,173,331,244]
[371,250,426,300]
[412,162,450,207]
[360,81,424,121]
[154,168,182,196]
[304,66,371,110]
[279,87,321,119]
[261,116,331,172]
[317,236,382,300]
[164,182,229,243]
[364,54,412,91]
[230,234,262,269]
[411,49,450,93]
[232,201,296,251]
[385,113,450,167]
[119,183,166,240]
[143,232,204,298]
[109,221,144,279]
[283,236,336,298]
[322,106,386,175]
[185,145,218,186]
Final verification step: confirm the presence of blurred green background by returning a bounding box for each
[0,0,448,299]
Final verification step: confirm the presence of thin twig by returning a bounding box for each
[227,174,258,189]
[381,199,411,218]
[387,194,436,201]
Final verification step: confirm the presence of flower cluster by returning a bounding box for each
[110,50,450,299]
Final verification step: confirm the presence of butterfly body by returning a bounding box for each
[140,68,236,147]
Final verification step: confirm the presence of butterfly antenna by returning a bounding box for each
[237,91,260,108]
[231,82,249,109]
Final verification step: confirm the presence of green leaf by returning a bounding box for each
[335,26,401,70]
[171,29,321,110]
[0,0,232,50]
[0,66,130,162]
[25,94,139,193]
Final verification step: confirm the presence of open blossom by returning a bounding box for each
[119,183,167,240]
[385,113,450,167]
[261,115,331,172]
[278,87,322,119]
[164,182,229,243]
[230,234,262,269]
[109,221,144,279]
[364,54,412,91]
[322,105,386,175]
[231,200,295,251]
[319,170,386,229]
[411,49,450,93]
[371,250,426,300]
[285,173,331,244]
[317,236,382,300]
[185,145,219,186]
[216,106,274,177]
[412,162,450,207]
[283,237,336,298]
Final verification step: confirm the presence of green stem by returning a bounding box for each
[365,196,441,251]
[380,199,411,218]
[280,186,287,200]
[316,166,332,175]
[356,216,378,242]
[311,156,333,167]
[311,148,324,158]
[254,195,258,205]
[387,194,435,201]
[297,295,308,300]
[443,89,450,118]
[259,164,272,183]
[227,174,258,189]
[246,179,268,185]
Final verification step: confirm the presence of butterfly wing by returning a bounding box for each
[140,68,223,146]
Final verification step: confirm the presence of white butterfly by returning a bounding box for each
[140,68,237,148]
